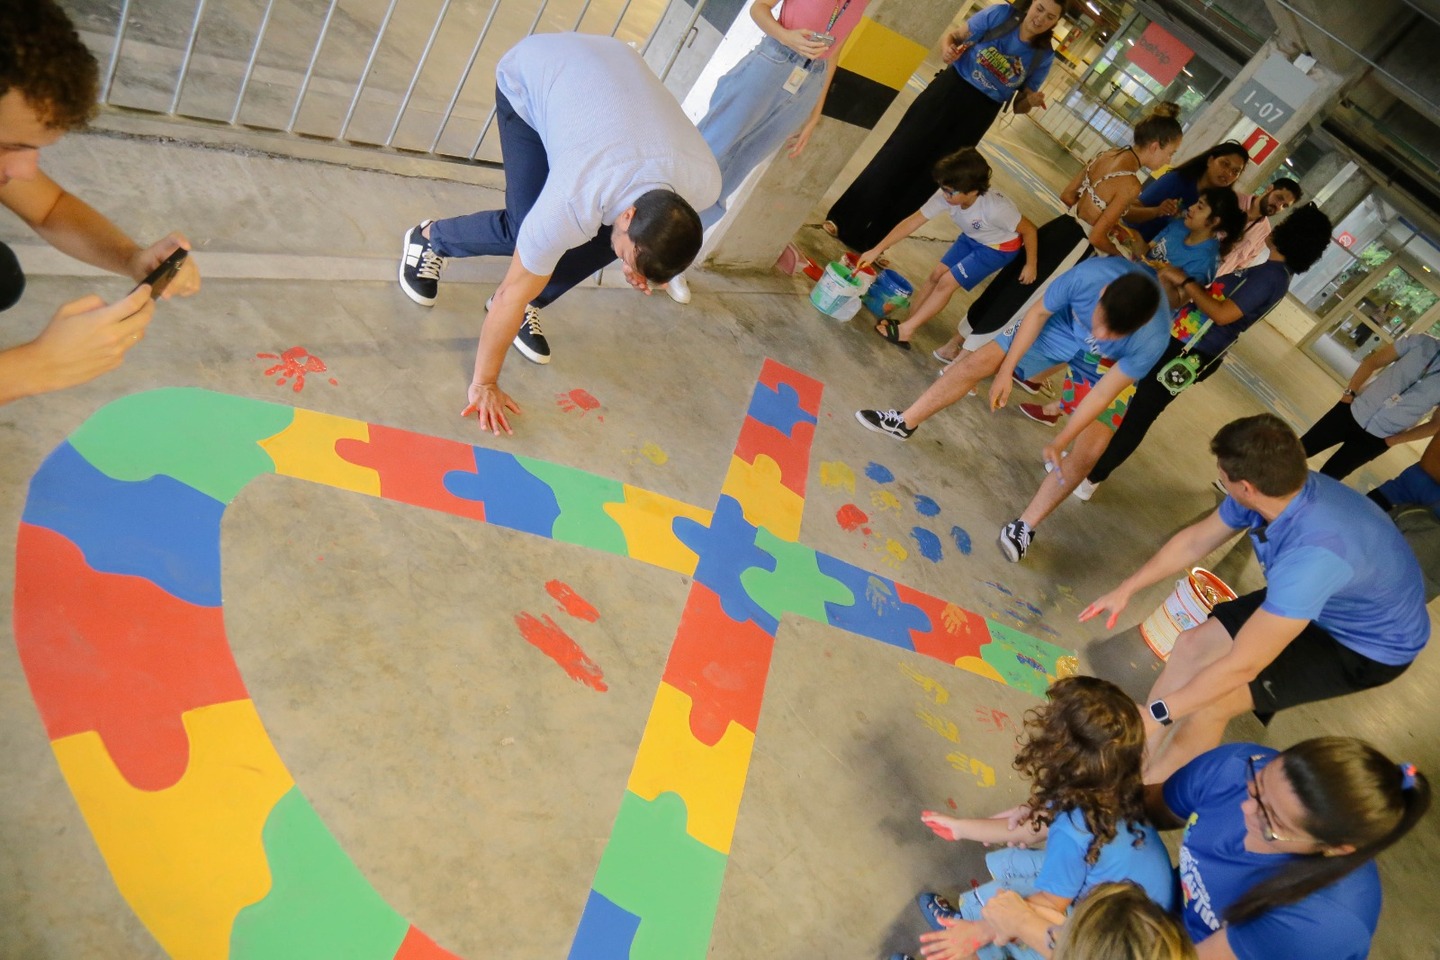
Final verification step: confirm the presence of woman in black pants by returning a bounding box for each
[824,0,1065,252]
[1083,204,1333,494]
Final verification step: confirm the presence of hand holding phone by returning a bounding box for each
[133,248,189,300]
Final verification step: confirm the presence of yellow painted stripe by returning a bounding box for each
[836,18,930,92]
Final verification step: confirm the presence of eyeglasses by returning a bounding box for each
[1246,754,1300,843]
[940,186,960,197]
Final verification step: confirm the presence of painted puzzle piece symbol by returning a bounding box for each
[14,373,1074,960]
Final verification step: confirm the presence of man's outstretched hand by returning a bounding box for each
[462,380,521,436]
[2,287,155,403]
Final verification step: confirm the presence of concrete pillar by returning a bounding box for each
[1302,151,1370,225]
[697,0,962,271]
[1178,39,1355,196]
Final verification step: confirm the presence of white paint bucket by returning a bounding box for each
[810,262,862,318]
[1140,567,1237,661]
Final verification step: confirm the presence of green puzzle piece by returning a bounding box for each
[229,787,409,960]
[741,530,852,625]
[980,619,1074,697]
[593,791,728,960]
[518,456,630,556]
[68,388,291,502]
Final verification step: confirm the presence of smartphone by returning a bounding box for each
[808,32,836,46]
[135,248,188,300]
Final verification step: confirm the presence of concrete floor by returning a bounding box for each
[1,113,1437,960]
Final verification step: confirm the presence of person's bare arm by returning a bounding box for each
[1157,264,1243,325]
[1081,511,1243,628]
[0,288,155,403]
[0,171,200,298]
[464,254,549,435]
[1016,216,1039,284]
[749,0,829,58]
[1087,180,1140,254]
[859,210,929,268]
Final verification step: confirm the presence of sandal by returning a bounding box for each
[874,319,911,350]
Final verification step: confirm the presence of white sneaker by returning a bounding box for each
[665,272,692,304]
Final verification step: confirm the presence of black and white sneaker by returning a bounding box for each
[485,295,552,365]
[399,220,444,306]
[998,519,1034,562]
[855,408,914,440]
[512,306,550,364]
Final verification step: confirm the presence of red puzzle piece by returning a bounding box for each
[732,419,815,499]
[391,926,462,960]
[759,358,822,417]
[896,584,991,665]
[335,425,486,522]
[13,524,247,790]
[661,583,776,746]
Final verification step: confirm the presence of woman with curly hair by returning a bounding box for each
[902,676,1177,960]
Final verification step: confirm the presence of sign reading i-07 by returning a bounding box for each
[1233,80,1290,127]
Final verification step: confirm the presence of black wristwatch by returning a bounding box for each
[1343,388,1357,398]
[1147,699,1174,726]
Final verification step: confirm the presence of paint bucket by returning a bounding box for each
[840,252,879,293]
[1139,567,1238,661]
[861,268,914,316]
[810,261,863,318]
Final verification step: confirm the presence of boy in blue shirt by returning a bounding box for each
[856,257,1171,562]
[1084,414,1429,783]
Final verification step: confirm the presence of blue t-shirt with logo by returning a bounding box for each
[955,3,1055,103]
[1148,219,1220,285]
[1028,257,1171,379]
[1217,472,1429,665]
[1131,169,1199,241]
[1036,807,1178,909]
[1163,744,1381,960]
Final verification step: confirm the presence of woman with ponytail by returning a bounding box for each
[1149,737,1430,959]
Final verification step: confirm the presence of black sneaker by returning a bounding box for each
[399,221,444,306]
[855,408,914,440]
[512,305,551,364]
[998,519,1034,562]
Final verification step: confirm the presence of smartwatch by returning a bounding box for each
[1147,699,1174,726]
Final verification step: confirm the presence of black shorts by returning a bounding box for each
[1209,589,1411,715]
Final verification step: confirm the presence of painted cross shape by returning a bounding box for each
[13,360,1073,959]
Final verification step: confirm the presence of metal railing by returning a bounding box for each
[76,0,701,164]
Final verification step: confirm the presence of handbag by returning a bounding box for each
[1156,276,1248,396]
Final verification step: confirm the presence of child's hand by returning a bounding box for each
[988,374,1012,412]
[1018,262,1037,284]
[920,810,966,842]
[979,890,1033,943]
[919,917,995,959]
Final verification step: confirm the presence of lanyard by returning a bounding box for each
[823,0,852,33]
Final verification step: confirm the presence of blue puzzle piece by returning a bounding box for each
[673,496,779,633]
[567,890,641,960]
[814,554,929,650]
[745,381,817,439]
[22,442,224,606]
[444,447,560,538]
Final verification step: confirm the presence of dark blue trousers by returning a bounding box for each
[428,90,619,308]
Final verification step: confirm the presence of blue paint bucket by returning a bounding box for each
[861,269,913,317]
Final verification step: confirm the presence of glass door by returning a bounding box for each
[1303,256,1440,380]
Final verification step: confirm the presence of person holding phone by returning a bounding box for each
[663,0,871,304]
[0,0,201,404]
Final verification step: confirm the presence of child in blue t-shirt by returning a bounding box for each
[908,677,1177,960]
[1116,187,1244,294]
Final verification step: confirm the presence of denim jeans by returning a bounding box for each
[696,35,828,229]
[427,89,619,308]
[956,848,1048,960]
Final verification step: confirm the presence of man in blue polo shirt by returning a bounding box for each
[1084,414,1429,782]
[856,256,1171,561]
